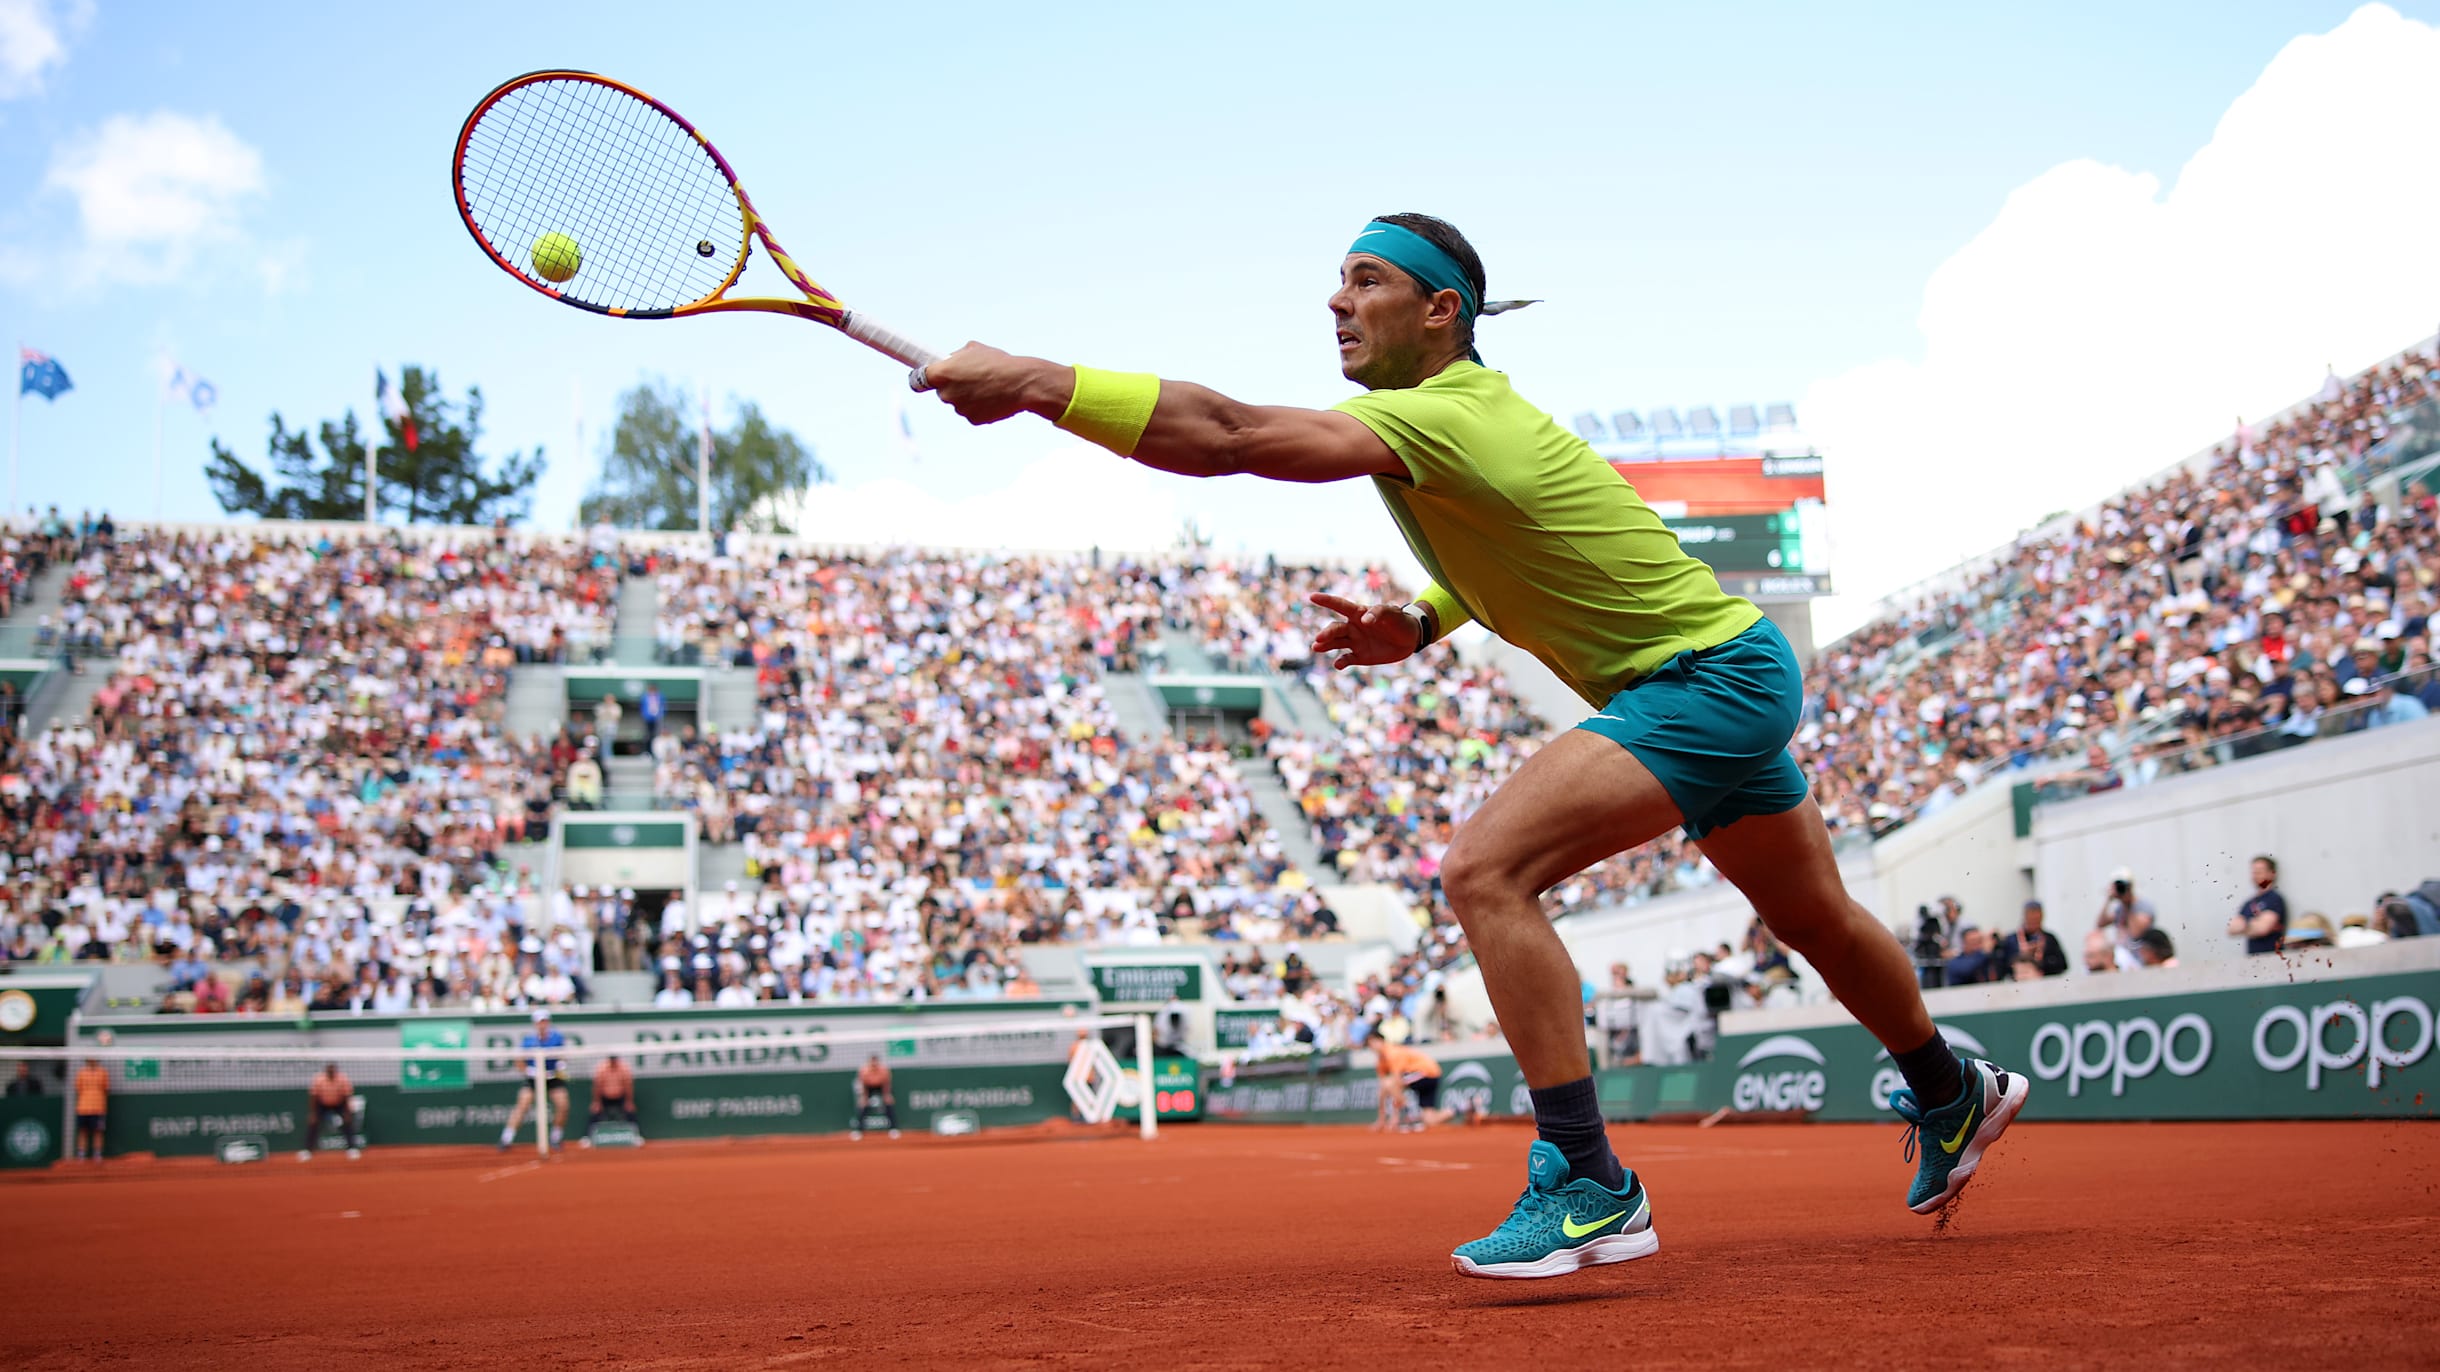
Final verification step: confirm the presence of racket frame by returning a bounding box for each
[452,69,937,375]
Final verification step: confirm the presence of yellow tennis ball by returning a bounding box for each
[531,232,582,284]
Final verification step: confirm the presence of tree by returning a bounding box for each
[205,366,544,525]
[580,379,828,534]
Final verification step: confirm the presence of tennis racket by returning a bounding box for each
[453,70,942,389]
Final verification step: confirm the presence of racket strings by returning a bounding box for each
[459,77,746,313]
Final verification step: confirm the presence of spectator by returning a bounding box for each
[301,1063,362,1160]
[638,683,665,751]
[2335,912,2386,949]
[2226,855,2288,955]
[2081,928,2116,975]
[6,1061,42,1096]
[2354,674,2430,729]
[2134,927,2179,968]
[1943,926,2005,985]
[2282,912,2335,952]
[2099,869,2157,960]
[2000,901,2069,978]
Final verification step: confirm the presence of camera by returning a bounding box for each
[1912,905,1947,990]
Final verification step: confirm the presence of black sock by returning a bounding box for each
[1528,1076,1626,1191]
[1892,1032,1965,1110]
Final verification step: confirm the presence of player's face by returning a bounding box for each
[1331,255,1457,389]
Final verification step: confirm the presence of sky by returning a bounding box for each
[4,1,2438,638]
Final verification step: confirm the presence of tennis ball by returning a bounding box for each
[531,232,582,284]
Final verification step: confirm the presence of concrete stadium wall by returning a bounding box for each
[2031,716,2440,972]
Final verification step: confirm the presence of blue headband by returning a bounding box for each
[1346,221,1538,363]
[1347,220,1481,321]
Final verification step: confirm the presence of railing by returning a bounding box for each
[2024,662,2438,809]
[2346,396,2440,494]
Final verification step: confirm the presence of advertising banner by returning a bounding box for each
[93,1062,1072,1158]
[1089,963,1202,1004]
[1699,970,2440,1122]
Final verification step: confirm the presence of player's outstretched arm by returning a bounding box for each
[922,345,1404,484]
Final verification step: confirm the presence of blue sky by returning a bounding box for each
[4,2,2437,629]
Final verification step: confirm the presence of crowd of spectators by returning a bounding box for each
[1811,347,2439,833]
[0,528,619,1007]
[1,339,2433,1019]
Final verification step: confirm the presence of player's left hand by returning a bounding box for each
[1309,593,1421,669]
[922,343,1057,426]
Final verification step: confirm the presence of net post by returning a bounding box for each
[533,1048,548,1158]
[1133,1013,1156,1142]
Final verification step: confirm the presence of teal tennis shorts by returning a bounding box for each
[1574,617,1808,840]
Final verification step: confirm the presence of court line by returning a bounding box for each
[477,1160,544,1184]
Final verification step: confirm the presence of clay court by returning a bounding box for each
[7,1119,2435,1369]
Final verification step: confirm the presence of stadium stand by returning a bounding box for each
[0,337,2430,1032]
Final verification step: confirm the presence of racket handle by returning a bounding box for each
[839,312,942,390]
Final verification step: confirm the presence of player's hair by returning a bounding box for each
[1373,212,1486,345]
[2255,854,2278,874]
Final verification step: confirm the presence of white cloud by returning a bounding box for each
[41,110,267,285]
[1803,2,2440,638]
[0,0,89,99]
[784,445,1185,553]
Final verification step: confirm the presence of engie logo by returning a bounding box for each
[1869,1025,1988,1112]
[2029,1013,2212,1097]
[1441,1062,1496,1118]
[1732,1034,1826,1112]
[2253,996,2434,1091]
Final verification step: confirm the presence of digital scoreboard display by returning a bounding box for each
[1610,453,1831,600]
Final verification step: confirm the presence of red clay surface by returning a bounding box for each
[7,1119,2436,1370]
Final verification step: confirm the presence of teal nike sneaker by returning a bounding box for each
[1890,1056,2029,1214]
[1451,1140,1659,1279]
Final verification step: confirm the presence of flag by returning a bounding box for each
[896,402,920,463]
[165,366,217,413]
[19,348,72,401]
[375,369,417,452]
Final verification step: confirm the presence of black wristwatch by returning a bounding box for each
[1401,601,1437,650]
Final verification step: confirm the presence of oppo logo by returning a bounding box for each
[1732,1034,1827,1112]
[2028,1014,2213,1097]
[2252,996,2434,1091]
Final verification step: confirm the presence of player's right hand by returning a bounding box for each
[921,344,1062,426]
[1309,593,1421,670]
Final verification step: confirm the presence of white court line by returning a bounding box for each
[1375,1157,1476,1171]
[477,1160,544,1184]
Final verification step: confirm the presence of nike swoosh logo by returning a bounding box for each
[1940,1105,1978,1155]
[1354,229,1387,240]
[1561,1209,1627,1239]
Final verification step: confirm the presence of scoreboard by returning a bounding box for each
[1609,452,1831,601]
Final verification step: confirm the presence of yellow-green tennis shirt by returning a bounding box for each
[1335,361,1762,708]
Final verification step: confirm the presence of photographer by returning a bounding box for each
[1909,905,1950,990]
[2098,868,2156,961]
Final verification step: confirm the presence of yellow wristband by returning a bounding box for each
[1415,583,1473,642]
[1055,366,1161,458]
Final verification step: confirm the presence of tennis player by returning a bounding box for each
[499,1010,571,1151]
[921,212,2028,1279]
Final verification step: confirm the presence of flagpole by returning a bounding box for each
[9,343,19,522]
